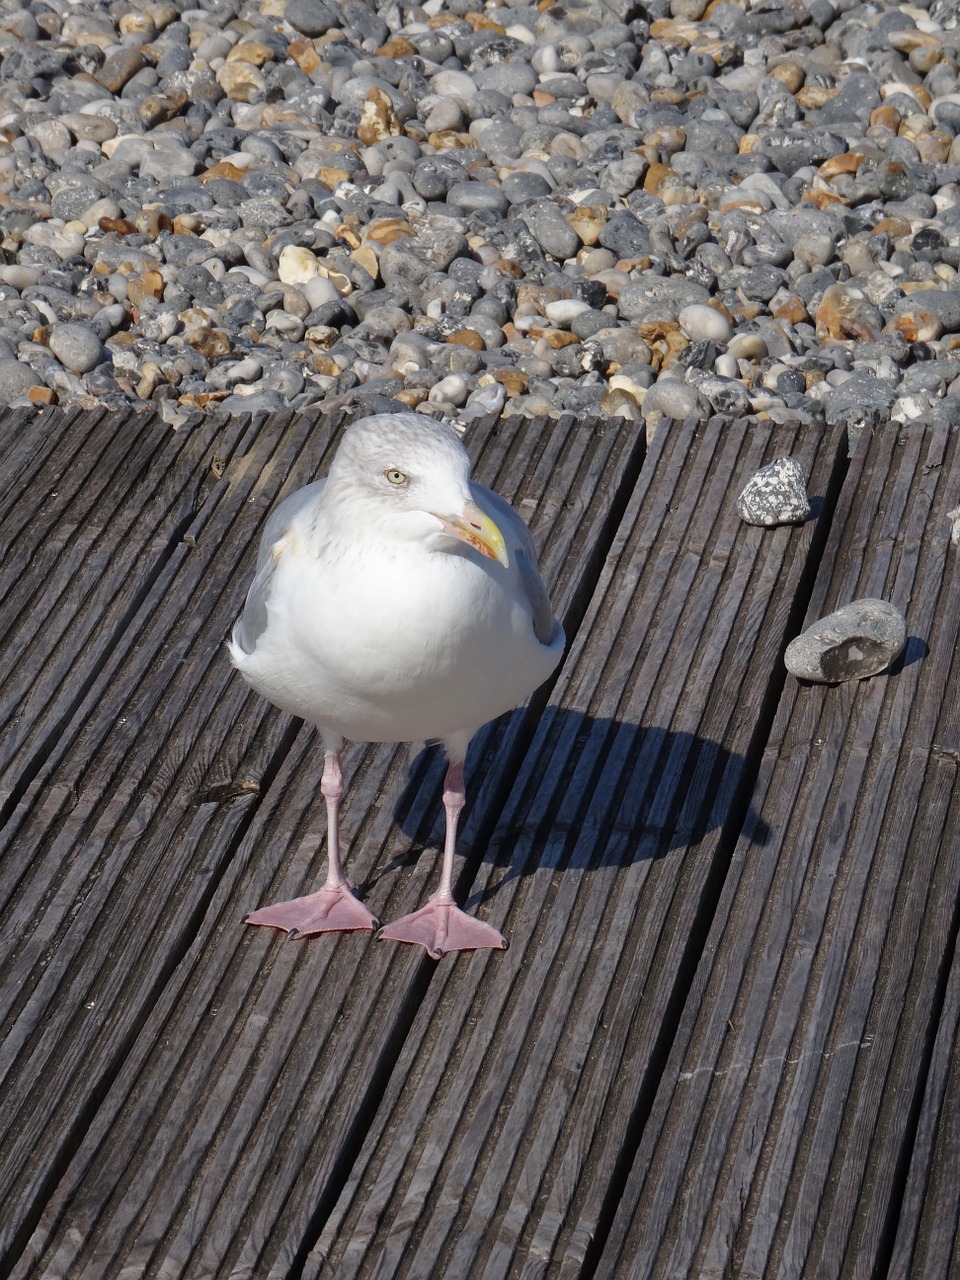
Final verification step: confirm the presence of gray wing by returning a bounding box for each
[234,480,326,655]
[471,482,560,647]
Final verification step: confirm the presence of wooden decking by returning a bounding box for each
[1,405,958,1279]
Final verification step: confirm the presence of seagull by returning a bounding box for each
[229,413,564,958]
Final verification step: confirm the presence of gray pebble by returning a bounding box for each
[500,172,552,204]
[380,229,469,290]
[0,359,42,399]
[599,212,651,259]
[446,181,509,216]
[784,599,907,683]
[893,290,960,334]
[697,375,751,416]
[0,0,951,423]
[284,0,342,36]
[522,204,580,261]
[47,323,104,374]
[641,379,704,422]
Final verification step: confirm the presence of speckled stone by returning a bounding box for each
[736,457,811,527]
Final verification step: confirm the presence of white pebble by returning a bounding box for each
[544,299,592,326]
[431,69,477,99]
[23,221,85,259]
[278,245,321,285]
[299,276,341,309]
[678,303,732,344]
[428,374,469,405]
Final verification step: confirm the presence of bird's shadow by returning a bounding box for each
[386,709,771,904]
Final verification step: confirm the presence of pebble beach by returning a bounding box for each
[0,0,959,433]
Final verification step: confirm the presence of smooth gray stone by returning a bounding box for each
[784,599,907,683]
[48,323,105,374]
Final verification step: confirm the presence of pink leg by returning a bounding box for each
[378,760,507,960]
[246,752,378,937]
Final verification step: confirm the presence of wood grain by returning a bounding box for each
[595,420,960,1280]
[4,410,640,1278]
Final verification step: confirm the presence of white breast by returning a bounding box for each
[232,533,560,744]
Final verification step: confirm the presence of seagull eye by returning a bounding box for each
[385,469,407,485]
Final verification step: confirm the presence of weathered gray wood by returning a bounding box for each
[0,407,347,1268]
[8,403,955,1280]
[0,405,241,819]
[890,928,960,1279]
[307,417,845,1278]
[7,412,641,1278]
[0,405,89,508]
[595,419,960,1280]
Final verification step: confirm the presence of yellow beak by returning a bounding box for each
[435,500,510,568]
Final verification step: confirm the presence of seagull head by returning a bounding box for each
[327,413,510,567]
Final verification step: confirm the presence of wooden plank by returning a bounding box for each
[0,405,238,819]
[594,420,960,1280]
[0,407,350,1268]
[0,405,90,507]
[889,927,960,1279]
[7,413,641,1278]
[306,418,845,1277]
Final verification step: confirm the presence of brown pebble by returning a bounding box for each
[818,153,862,179]
[95,49,147,93]
[376,36,417,57]
[543,330,580,349]
[491,258,524,278]
[887,29,942,54]
[447,329,485,350]
[729,301,764,323]
[492,369,527,395]
[226,41,276,66]
[288,37,323,75]
[638,319,687,370]
[138,90,188,128]
[600,387,642,418]
[802,189,850,210]
[394,387,427,407]
[351,245,379,279]
[201,160,248,182]
[871,104,901,130]
[816,282,882,342]
[649,17,696,42]
[914,130,952,164]
[217,62,265,102]
[643,162,671,194]
[872,215,912,238]
[768,60,804,92]
[315,166,351,188]
[311,353,341,376]
[363,218,414,246]
[358,87,400,145]
[136,208,173,238]
[909,45,943,74]
[426,131,474,149]
[99,215,138,235]
[771,293,810,325]
[127,269,165,305]
[565,205,606,246]
[886,309,944,343]
[188,329,232,359]
[797,85,840,108]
